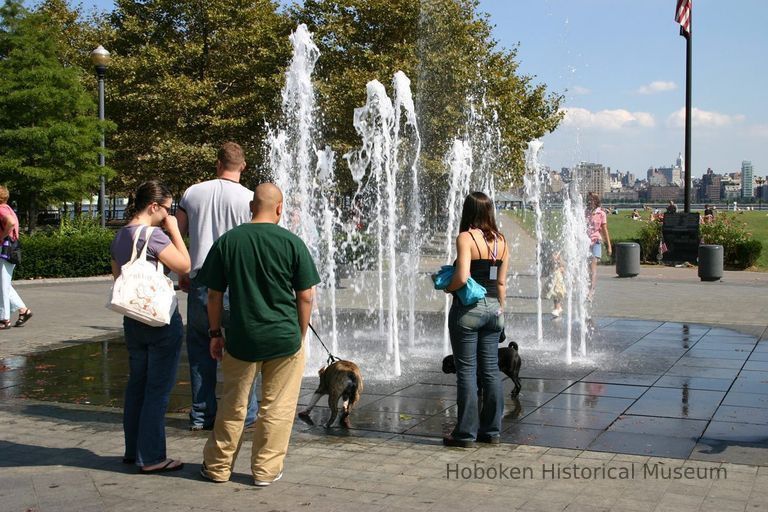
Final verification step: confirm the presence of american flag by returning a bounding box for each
[675,0,692,37]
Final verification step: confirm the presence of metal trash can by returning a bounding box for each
[698,244,723,282]
[615,242,640,278]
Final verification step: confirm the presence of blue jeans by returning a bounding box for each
[187,278,258,428]
[448,297,504,441]
[123,310,183,466]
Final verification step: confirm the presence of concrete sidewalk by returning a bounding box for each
[2,235,768,510]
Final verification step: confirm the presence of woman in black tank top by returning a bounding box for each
[443,192,509,447]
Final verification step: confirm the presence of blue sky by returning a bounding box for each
[36,0,767,177]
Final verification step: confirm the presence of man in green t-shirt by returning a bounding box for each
[197,183,320,486]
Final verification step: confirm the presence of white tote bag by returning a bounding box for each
[107,226,178,327]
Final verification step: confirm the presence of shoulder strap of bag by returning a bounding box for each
[128,225,145,263]
[139,226,165,274]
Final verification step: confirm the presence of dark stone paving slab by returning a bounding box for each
[589,432,698,459]
[519,407,620,430]
[544,394,634,414]
[500,423,602,449]
[606,415,708,438]
[723,391,768,408]
[626,388,726,420]
[713,405,768,425]
[653,375,733,391]
[581,371,661,387]
[4,316,768,464]
[730,379,768,395]
[561,382,648,399]
[674,356,745,369]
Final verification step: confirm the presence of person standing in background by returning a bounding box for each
[176,142,257,431]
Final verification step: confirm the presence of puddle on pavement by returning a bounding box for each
[0,339,192,413]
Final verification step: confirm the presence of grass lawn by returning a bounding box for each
[504,208,768,271]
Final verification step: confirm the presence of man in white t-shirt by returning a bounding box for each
[177,142,256,431]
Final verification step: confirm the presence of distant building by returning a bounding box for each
[647,168,668,186]
[647,185,683,202]
[621,172,636,188]
[741,161,754,199]
[575,162,610,198]
[602,189,639,201]
[699,168,722,202]
[722,182,741,201]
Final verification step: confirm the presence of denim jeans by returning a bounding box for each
[448,296,504,441]
[123,310,183,466]
[0,259,25,321]
[187,278,258,428]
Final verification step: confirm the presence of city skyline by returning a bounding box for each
[480,0,766,178]
[27,0,768,177]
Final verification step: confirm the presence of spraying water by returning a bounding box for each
[560,181,591,361]
[267,24,339,362]
[392,71,423,349]
[442,140,473,355]
[524,140,546,344]
[344,75,421,377]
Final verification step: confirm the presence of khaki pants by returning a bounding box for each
[202,346,305,481]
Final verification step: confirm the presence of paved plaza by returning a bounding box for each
[1,217,768,511]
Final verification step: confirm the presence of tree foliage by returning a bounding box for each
[0,0,113,230]
[105,0,293,194]
[292,0,563,194]
[7,0,562,226]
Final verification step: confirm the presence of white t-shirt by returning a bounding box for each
[179,178,253,276]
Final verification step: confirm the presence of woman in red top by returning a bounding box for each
[0,186,32,329]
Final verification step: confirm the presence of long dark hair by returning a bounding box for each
[459,191,501,241]
[124,180,173,219]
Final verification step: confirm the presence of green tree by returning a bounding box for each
[106,0,292,195]
[0,0,113,231]
[292,0,563,199]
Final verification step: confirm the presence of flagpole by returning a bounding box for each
[683,10,692,213]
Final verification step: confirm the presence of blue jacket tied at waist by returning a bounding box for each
[432,265,487,306]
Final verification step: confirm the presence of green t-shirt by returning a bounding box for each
[197,222,320,362]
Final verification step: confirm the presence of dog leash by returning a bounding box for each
[307,322,339,365]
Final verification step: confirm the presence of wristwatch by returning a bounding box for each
[208,328,223,339]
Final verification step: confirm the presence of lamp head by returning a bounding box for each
[90,45,111,68]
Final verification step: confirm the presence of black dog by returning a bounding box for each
[442,341,522,397]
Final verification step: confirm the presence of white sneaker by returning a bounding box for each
[551,308,562,318]
[254,471,283,487]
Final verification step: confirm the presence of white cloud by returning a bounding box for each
[570,86,591,96]
[560,107,655,130]
[667,108,746,128]
[636,81,677,95]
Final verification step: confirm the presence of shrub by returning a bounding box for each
[732,239,762,269]
[637,219,663,262]
[15,218,114,279]
[700,214,761,269]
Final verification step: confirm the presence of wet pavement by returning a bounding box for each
[3,315,767,466]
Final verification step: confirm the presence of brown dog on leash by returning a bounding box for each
[298,360,363,428]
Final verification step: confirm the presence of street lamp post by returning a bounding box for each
[90,45,110,227]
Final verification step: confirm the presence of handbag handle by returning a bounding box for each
[129,226,165,274]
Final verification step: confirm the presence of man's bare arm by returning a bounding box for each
[207,289,225,360]
[295,287,314,340]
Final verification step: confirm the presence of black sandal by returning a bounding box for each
[0,320,11,330]
[14,310,32,327]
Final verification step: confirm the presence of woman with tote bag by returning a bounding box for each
[110,180,190,473]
